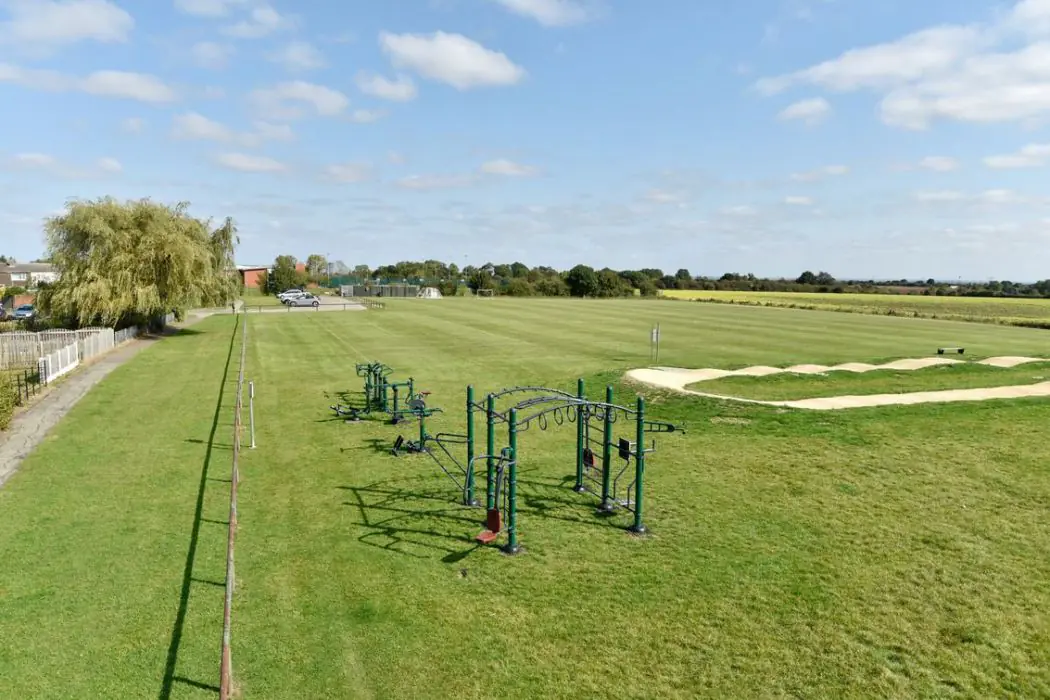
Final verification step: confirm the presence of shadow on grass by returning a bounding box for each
[157,314,239,700]
[341,468,610,561]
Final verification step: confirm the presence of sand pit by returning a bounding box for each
[625,356,1050,411]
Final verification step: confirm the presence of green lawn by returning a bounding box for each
[2,298,1049,698]
[688,361,1050,401]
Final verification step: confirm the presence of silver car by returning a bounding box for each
[285,294,320,308]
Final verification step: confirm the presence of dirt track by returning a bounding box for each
[626,356,1050,411]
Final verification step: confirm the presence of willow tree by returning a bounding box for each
[41,197,239,327]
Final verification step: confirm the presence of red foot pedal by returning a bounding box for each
[475,530,499,545]
[485,508,502,533]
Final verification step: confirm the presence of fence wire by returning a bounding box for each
[220,312,247,700]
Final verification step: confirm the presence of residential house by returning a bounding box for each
[0,263,59,288]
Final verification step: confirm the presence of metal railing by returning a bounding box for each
[220,312,248,700]
[10,366,45,406]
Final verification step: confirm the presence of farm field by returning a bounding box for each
[660,289,1050,327]
[1,298,1049,698]
[687,361,1050,401]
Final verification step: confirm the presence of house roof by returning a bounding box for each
[236,265,269,271]
[1,263,55,273]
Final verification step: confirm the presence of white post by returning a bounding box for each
[249,381,256,449]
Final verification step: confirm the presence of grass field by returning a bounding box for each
[1,298,1049,698]
[687,361,1050,401]
[660,289,1050,327]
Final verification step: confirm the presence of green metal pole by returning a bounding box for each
[486,394,496,511]
[418,409,426,447]
[364,372,372,411]
[574,378,585,493]
[408,377,414,401]
[505,408,521,554]
[465,385,478,506]
[629,396,647,534]
[391,384,399,423]
[598,384,615,513]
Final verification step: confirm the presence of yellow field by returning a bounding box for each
[660,290,1050,327]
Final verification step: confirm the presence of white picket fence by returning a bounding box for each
[0,313,174,371]
[38,343,80,383]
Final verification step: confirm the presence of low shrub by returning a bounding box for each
[0,372,15,430]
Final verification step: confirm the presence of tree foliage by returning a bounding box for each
[40,197,238,327]
[265,255,306,294]
[305,254,328,279]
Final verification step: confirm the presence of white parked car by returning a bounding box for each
[277,289,307,302]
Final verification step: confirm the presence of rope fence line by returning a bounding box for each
[220,312,248,700]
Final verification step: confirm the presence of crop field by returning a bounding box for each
[660,289,1050,327]
[1,298,1049,698]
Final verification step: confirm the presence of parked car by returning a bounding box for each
[285,294,320,308]
[13,304,35,320]
[278,290,307,303]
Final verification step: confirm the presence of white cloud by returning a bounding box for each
[387,151,406,164]
[171,111,294,146]
[790,164,849,181]
[174,0,247,16]
[397,173,478,190]
[172,111,233,141]
[480,158,538,176]
[379,31,526,89]
[10,153,55,168]
[754,2,1050,129]
[0,0,133,52]
[215,152,287,172]
[252,120,294,142]
[270,41,325,71]
[490,0,595,26]
[644,189,682,204]
[721,205,757,216]
[914,190,966,202]
[121,117,144,133]
[355,71,417,101]
[983,142,1050,168]
[80,71,177,103]
[97,157,121,173]
[222,5,290,39]
[918,155,959,171]
[777,97,830,124]
[249,80,349,119]
[191,41,233,69]
[347,108,386,123]
[8,152,123,178]
[784,195,813,205]
[325,162,373,183]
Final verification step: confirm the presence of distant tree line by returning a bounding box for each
[259,256,1050,299]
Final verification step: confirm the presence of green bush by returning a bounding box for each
[0,372,15,430]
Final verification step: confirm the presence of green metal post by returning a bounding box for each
[364,372,373,411]
[418,409,427,447]
[505,408,521,554]
[486,394,496,511]
[465,386,478,506]
[629,396,647,534]
[598,384,616,513]
[408,377,414,402]
[573,377,585,493]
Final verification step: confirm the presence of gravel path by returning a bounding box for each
[0,309,230,489]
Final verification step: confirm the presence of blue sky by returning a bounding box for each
[1,0,1049,280]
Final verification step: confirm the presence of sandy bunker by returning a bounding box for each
[626,356,1050,411]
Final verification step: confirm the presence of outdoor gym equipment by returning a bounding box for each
[330,361,436,425]
[391,380,681,554]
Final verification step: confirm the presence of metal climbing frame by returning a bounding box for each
[385,378,680,551]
